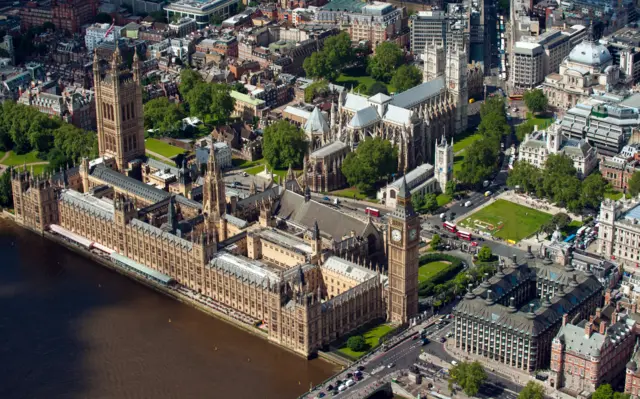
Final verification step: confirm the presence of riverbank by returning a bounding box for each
[0,214,346,366]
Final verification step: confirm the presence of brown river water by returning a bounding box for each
[0,219,336,399]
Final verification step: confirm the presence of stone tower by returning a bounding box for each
[11,167,59,232]
[423,39,445,83]
[202,146,226,220]
[387,177,420,324]
[434,134,453,193]
[93,47,145,171]
[446,43,468,133]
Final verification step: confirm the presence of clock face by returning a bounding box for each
[409,228,417,241]
[392,229,402,242]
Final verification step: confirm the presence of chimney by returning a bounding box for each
[611,311,618,324]
[585,322,593,338]
[562,313,568,327]
[599,321,607,335]
[596,307,602,320]
[589,315,595,323]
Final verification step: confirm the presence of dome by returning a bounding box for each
[568,40,612,67]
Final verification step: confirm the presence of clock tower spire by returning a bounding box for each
[387,176,420,324]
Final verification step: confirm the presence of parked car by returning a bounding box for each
[440,337,447,343]
[346,379,356,387]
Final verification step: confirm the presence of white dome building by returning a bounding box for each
[543,23,623,109]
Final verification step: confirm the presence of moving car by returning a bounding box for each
[451,360,458,366]
[387,363,395,369]
[464,201,472,207]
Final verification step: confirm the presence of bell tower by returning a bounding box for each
[93,47,145,171]
[446,43,468,133]
[423,39,445,83]
[203,146,227,220]
[387,177,420,324]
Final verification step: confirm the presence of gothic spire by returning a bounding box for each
[398,176,409,199]
[207,145,220,176]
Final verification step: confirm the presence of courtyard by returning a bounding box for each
[459,199,553,242]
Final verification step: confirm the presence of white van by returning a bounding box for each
[338,384,347,392]
[346,379,355,387]
[440,213,446,219]
[464,201,472,207]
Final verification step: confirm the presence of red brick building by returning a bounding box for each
[21,0,97,33]
[52,0,98,34]
[551,303,636,396]
[600,158,640,191]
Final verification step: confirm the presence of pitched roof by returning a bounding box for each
[91,164,170,203]
[273,190,372,241]
[304,107,330,134]
[349,106,381,128]
[311,141,348,158]
[390,76,445,109]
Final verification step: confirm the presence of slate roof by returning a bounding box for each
[60,189,114,220]
[383,104,413,126]
[322,256,377,283]
[91,164,169,203]
[456,262,603,337]
[208,252,279,288]
[311,141,348,158]
[304,106,330,134]
[343,92,370,112]
[349,106,381,128]
[390,77,445,109]
[236,185,283,208]
[273,190,372,241]
[557,316,634,357]
[129,218,194,249]
[224,213,248,228]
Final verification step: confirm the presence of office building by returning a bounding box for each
[165,0,240,29]
[86,23,122,53]
[409,9,466,56]
[598,198,640,267]
[512,41,544,88]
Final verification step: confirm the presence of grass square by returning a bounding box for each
[418,261,451,283]
[337,324,395,359]
[460,199,552,242]
[144,139,186,158]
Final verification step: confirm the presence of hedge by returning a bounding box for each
[417,253,464,297]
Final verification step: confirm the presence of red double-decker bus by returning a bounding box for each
[457,230,472,241]
[443,221,457,232]
[365,207,380,217]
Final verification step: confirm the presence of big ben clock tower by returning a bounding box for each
[387,177,420,324]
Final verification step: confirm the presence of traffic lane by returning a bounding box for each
[309,193,390,217]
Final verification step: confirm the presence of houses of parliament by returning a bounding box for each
[10,49,422,357]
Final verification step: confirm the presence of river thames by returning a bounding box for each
[0,219,337,399]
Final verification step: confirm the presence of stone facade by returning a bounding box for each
[94,48,145,172]
[303,141,349,193]
[597,198,640,267]
[454,253,603,372]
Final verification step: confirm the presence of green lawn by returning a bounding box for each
[31,164,48,176]
[244,162,301,180]
[460,199,553,242]
[453,130,483,153]
[526,112,553,130]
[604,188,630,201]
[334,67,396,94]
[1,151,42,166]
[337,324,395,359]
[453,153,465,177]
[418,261,451,283]
[331,187,370,200]
[144,139,186,158]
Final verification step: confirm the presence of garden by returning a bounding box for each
[337,323,395,359]
[144,138,186,159]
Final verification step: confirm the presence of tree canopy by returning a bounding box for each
[144,98,186,137]
[304,79,330,103]
[262,120,308,169]
[457,138,500,186]
[183,81,234,127]
[390,65,422,92]
[346,335,366,352]
[592,384,630,399]
[524,89,548,114]
[367,42,403,82]
[430,234,442,250]
[367,81,389,96]
[518,381,545,399]
[581,173,608,209]
[629,171,640,197]
[0,168,12,208]
[477,246,493,262]
[448,361,487,397]
[303,32,353,81]
[341,137,398,193]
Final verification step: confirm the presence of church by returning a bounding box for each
[305,42,469,175]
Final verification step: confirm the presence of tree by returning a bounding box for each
[581,173,608,209]
[457,139,500,186]
[179,69,203,98]
[480,96,507,119]
[184,82,234,126]
[518,381,545,399]
[231,82,248,94]
[367,42,403,82]
[507,161,543,194]
[448,361,487,397]
[445,180,456,197]
[341,137,398,193]
[592,384,630,399]
[144,98,186,137]
[303,52,335,80]
[551,212,571,229]
[477,111,510,143]
[629,171,640,197]
[263,121,308,169]
[516,121,535,142]
[524,89,548,114]
[347,335,366,352]
[390,65,422,92]
[0,168,12,208]
[423,193,439,213]
[304,79,329,103]
[367,82,389,96]
[477,246,493,262]
[430,234,442,250]
[95,13,112,24]
[412,193,425,209]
